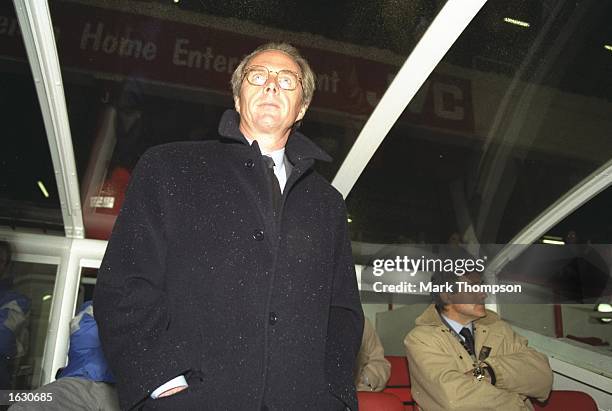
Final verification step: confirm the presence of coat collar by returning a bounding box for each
[217,109,332,164]
[415,304,499,328]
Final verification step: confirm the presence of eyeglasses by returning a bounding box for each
[243,65,302,91]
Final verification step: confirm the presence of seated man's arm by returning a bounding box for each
[356,319,391,391]
[483,323,553,401]
[405,331,528,411]
[94,149,191,409]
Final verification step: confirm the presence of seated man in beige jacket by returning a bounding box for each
[404,270,553,411]
[355,317,391,391]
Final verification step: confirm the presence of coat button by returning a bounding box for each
[252,229,264,241]
[245,159,254,168]
[269,312,278,325]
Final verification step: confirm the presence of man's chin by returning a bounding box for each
[254,113,282,126]
[475,304,487,317]
[251,118,280,131]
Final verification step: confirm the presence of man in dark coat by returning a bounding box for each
[94,42,364,411]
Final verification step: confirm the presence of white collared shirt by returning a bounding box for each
[441,314,473,342]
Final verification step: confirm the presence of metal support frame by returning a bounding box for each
[38,237,107,384]
[12,0,84,239]
[332,0,488,198]
[0,228,108,386]
[10,0,87,386]
[487,159,612,276]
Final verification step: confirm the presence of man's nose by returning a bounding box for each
[263,75,280,94]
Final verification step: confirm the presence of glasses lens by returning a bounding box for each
[277,71,298,90]
[246,67,268,86]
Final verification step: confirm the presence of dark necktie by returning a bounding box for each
[262,155,282,215]
[459,327,476,356]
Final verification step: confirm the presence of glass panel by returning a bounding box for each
[543,186,612,245]
[348,0,612,376]
[0,3,62,232]
[348,0,612,246]
[49,0,445,239]
[501,186,612,372]
[0,243,57,390]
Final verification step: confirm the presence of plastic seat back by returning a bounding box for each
[532,390,597,411]
[358,392,405,411]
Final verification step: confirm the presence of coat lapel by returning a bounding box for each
[216,109,333,249]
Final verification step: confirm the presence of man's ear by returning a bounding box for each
[296,103,308,121]
[234,96,241,113]
[440,292,453,305]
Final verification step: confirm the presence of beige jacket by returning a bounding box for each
[355,318,391,391]
[404,305,552,411]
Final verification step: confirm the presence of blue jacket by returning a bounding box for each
[0,284,30,359]
[57,301,115,383]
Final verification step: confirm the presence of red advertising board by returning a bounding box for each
[0,1,474,132]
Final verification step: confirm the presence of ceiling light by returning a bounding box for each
[42,294,52,301]
[596,303,612,313]
[542,239,564,245]
[37,180,49,198]
[347,217,353,223]
[503,17,530,28]
[605,45,612,52]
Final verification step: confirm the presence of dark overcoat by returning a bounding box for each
[94,110,364,410]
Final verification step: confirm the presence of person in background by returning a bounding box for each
[404,270,552,410]
[558,229,610,303]
[0,241,30,390]
[9,301,119,411]
[355,317,390,392]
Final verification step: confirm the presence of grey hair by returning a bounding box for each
[230,42,316,107]
[430,270,460,312]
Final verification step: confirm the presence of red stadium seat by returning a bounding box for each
[382,356,415,411]
[385,356,410,386]
[358,392,405,411]
[532,390,597,411]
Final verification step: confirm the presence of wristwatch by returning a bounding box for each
[473,365,486,381]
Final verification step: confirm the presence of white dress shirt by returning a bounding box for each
[441,314,473,343]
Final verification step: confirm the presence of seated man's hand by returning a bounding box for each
[464,367,492,384]
[158,385,187,397]
[464,368,476,375]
